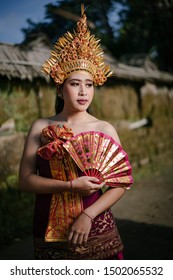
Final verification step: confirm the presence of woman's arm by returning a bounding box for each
[68,187,125,245]
[83,187,125,218]
[19,119,66,193]
[19,120,104,194]
[68,123,126,245]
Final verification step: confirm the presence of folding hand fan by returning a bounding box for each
[63,131,133,189]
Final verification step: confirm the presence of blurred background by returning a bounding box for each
[0,0,173,260]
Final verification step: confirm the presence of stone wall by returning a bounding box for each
[0,133,25,184]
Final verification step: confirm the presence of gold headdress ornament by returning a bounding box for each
[42,4,113,86]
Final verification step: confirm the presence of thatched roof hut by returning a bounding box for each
[0,41,50,82]
[105,54,173,86]
[0,41,173,122]
[1,41,173,86]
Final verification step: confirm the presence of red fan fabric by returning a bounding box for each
[63,131,133,189]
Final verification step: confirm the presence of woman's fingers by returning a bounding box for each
[68,231,88,245]
[81,180,106,196]
[100,181,106,188]
[68,230,73,243]
[73,176,106,196]
[83,234,88,245]
[89,180,105,190]
[87,176,100,183]
[70,232,79,245]
[68,214,91,245]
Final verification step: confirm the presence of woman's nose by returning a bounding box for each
[78,86,86,95]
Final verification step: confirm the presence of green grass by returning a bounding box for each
[0,187,34,250]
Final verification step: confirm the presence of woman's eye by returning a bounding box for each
[71,82,79,86]
[86,83,93,87]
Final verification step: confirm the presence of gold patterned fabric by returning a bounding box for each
[34,124,124,259]
[34,210,123,260]
[37,125,83,241]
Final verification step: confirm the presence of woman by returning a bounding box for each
[19,5,132,260]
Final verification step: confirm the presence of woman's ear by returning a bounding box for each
[57,86,63,99]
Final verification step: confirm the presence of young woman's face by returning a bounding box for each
[61,71,94,112]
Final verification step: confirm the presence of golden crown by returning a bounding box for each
[42,4,113,86]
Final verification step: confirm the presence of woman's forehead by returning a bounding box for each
[67,71,93,81]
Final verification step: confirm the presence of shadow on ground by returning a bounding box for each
[117,219,173,260]
[0,219,172,260]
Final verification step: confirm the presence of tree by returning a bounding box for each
[115,0,173,72]
[21,0,173,72]
[22,0,115,53]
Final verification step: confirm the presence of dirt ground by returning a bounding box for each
[113,160,173,260]
[0,151,173,260]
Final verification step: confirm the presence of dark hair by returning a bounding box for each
[55,95,64,114]
[55,85,64,114]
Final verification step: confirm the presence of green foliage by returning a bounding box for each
[115,0,173,72]
[0,89,38,131]
[22,0,116,54]
[0,180,34,249]
[6,175,18,189]
[21,0,173,72]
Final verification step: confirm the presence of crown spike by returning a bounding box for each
[81,3,85,15]
[42,4,113,86]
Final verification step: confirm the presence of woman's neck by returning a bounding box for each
[56,110,93,125]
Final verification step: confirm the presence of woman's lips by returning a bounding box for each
[77,99,88,105]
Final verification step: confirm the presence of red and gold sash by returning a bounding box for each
[37,124,83,242]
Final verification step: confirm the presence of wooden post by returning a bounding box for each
[33,81,42,118]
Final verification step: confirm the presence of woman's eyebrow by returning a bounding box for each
[69,79,93,82]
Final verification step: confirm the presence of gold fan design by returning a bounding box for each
[63,131,133,189]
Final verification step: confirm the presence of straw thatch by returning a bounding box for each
[0,42,173,85]
[105,54,173,85]
[0,42,50,82]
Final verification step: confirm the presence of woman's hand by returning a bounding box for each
[72,176,105,196]
[68,212,93,245]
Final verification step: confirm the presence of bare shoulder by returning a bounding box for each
[25,118,52,143]
[21,118,51,154]
[30,118,49,131]
[96,120,121,144]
